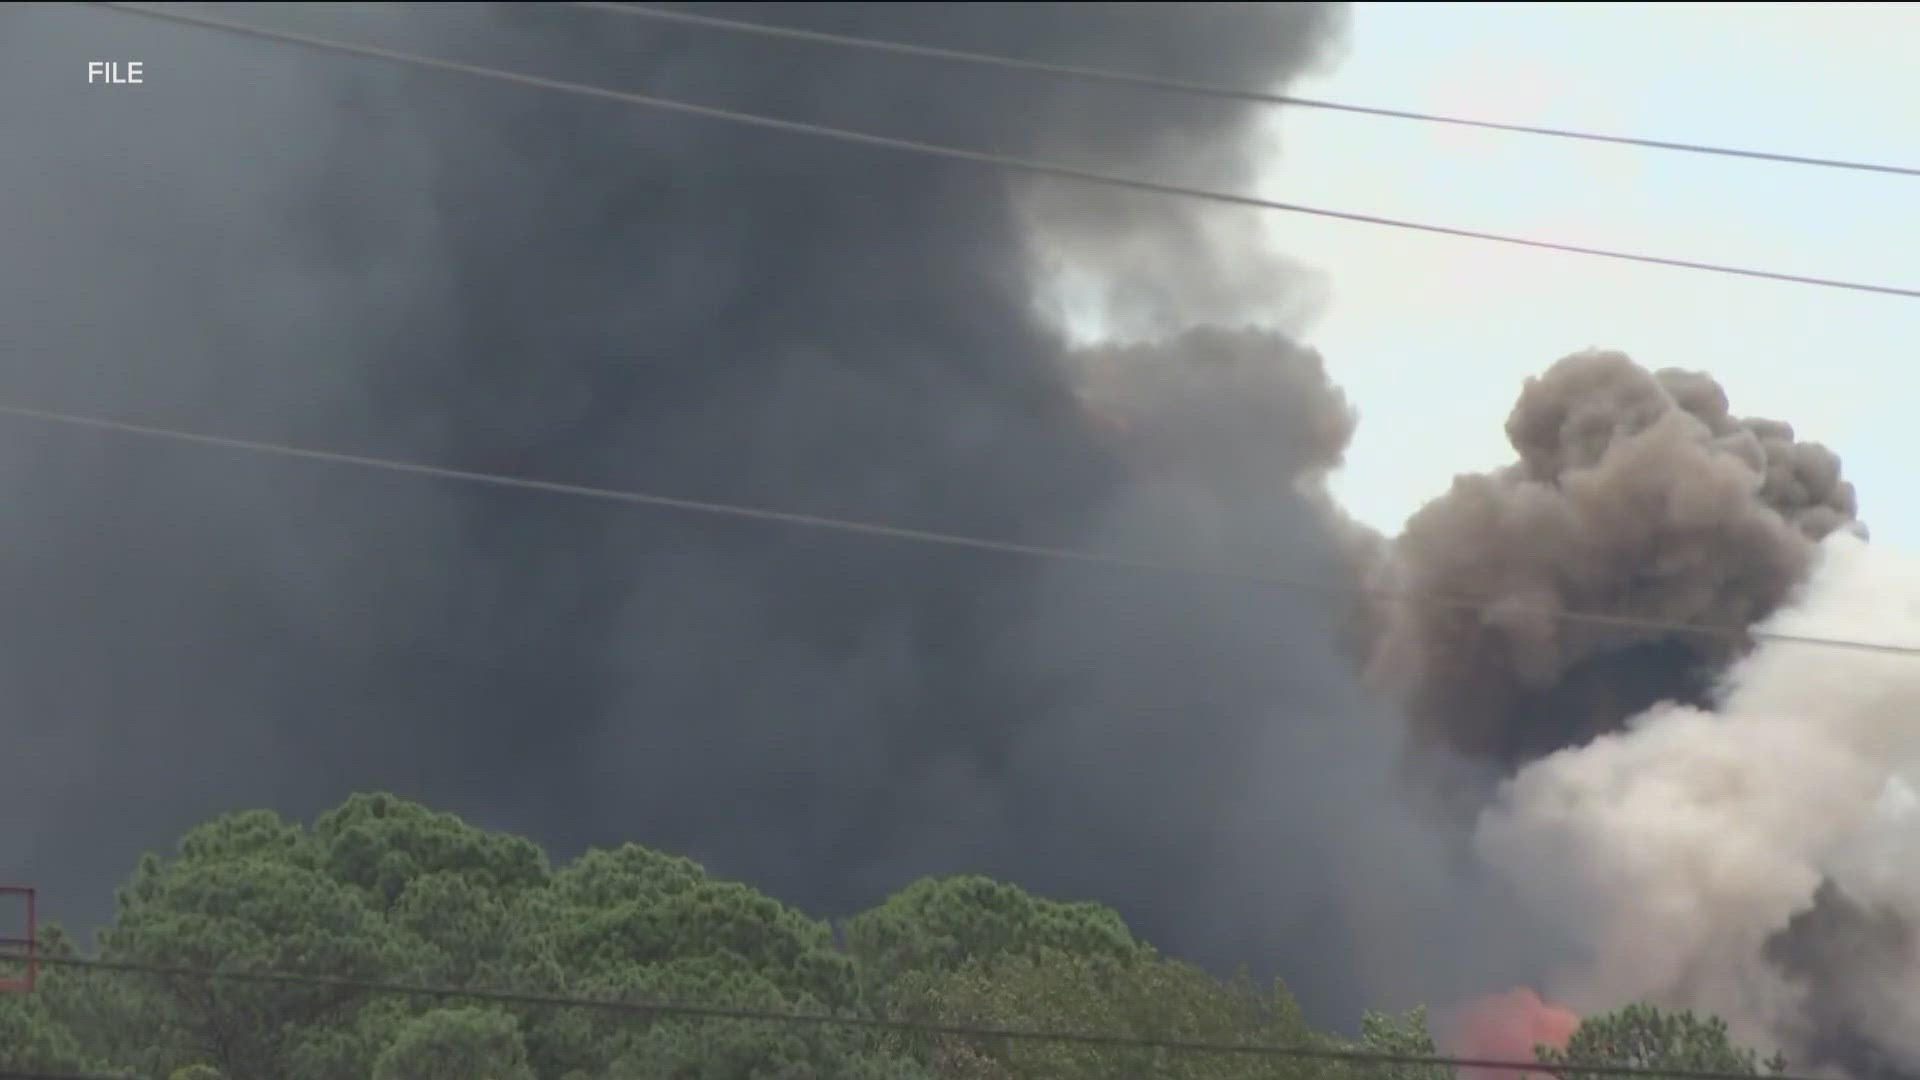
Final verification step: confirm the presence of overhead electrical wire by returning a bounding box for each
[92,2,1920,300]
[574,1,1920,181]
[0,399,1913,659]
[18,953,1826,1080]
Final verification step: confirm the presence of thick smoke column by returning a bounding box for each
[1010,328,1554,1018]
[2,0,1547,1025]
[29,5,1883,1047]
[1361,351,1901,1071]
[1474,534,1920,1074]
[1372,350,1861,773]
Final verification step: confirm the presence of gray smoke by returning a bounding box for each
[1472,534,1920,1077]
[1371,349,1862,773]
[1005,328,1555,1017]
[1768,883,1917,1080]
[1374,354,1918,1075]
[2,0,1548,1026]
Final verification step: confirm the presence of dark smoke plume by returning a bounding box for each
[1371,350,1862,773]
[2,0,1564,1026]
[1768,883,1918,1080]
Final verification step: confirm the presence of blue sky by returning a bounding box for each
[1248,2,1919,548]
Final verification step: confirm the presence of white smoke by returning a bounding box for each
[1473,532,1920,1066]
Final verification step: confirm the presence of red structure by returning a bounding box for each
[0,886,35,992]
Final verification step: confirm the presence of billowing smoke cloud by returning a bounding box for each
[992,329,1556,1019]
[1371,350,1862,775]
[1359,351,1917,1071]
[3,0,1548,1027]
[15,4,1904,1060]
[1473,533,1920,1073]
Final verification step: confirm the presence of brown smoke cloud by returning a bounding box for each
[1360,351,1903,1072]
[1369,349,1862,773]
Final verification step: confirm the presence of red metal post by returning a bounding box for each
[0,886,35,992]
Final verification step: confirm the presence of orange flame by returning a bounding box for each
[1445,988,1580,1080]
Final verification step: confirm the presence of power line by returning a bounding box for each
[92,2,1920,301]
[25,954,1815,1080]
[0,399,1913,660]
[576,1,1920,181]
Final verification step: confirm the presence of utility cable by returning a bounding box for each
[23,953,1817,1080]
[0,399,1913,659]
[575,1,1920,180]
[91,2,1920,300]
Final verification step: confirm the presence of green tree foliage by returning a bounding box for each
[314,794,550,909]
[18,794,931,1079]
[371,1006,537,1080]
[98,838,433,1079]
[0,793,1789,1080]
[521,840,900,1078]
[892,950,1324,1080]
[566,957,927,1080]
[1343,1007,1453,1080]
[842,873,1150,1005]
[1540,1003,1788,1079]
[0,979,94,1074]
[0,921,84,1072]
